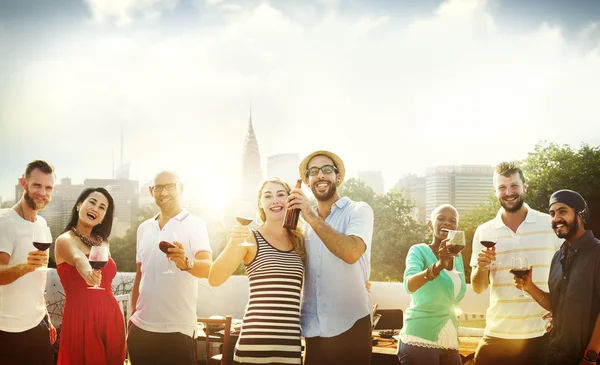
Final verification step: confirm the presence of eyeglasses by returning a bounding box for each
[306,165,337,177]
[152,183,178,193]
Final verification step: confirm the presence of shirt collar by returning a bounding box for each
[567,230,595,252]
[332,197,350,210]
[493,203,534,229]
[153,208,190,222]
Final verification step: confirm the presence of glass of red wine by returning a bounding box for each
[480,235,498,269]
[88,245,108,290]
[446,230,466,254]
[235,216,254,247]
[510,256,530,298]
[159,231,177,274]
[32,225,52,271]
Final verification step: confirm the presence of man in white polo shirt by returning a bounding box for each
[470,162,562,365]
[0,160,57,365]
[128,171,213,365]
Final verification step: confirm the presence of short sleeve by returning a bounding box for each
[403,245,425,294]
[135,222,144,264]
[190,218,212,256]
[0,216,16,255]
[346,203,374,250]
[470,225,483,267]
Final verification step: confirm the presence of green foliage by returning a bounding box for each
[522,142,600,235]
[109,205,158,272]
[458,193,499,281]
[339,178,429,282]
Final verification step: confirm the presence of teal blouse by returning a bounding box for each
[402,243,467,342]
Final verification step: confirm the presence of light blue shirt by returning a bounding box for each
[301,197,374,338]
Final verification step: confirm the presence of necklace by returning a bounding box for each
[71,227,102,247]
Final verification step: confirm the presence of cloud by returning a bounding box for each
[85,0,178,26]
[2,0,600,197]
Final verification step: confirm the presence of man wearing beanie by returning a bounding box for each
[286,150,374,365]
[514,189,600,365]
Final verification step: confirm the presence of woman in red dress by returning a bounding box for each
[54,187,126,365]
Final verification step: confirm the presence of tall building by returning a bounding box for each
[267,153,301,186]
[241,110,262,200]
[425,165,495,219]
[38,178,85,239]
[358,170,385,195]
[395,174,426,222]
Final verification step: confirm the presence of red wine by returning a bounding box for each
[33,242,51,251]
[448,245,465,254]
[236,217,253,226]
[89,261,108,270]
[509,268,530,278]
[159,241,176,254]
[481,241,496,249]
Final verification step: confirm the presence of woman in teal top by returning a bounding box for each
[396,204,467,365]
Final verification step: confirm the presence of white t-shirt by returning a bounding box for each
[470,204,562,339]
[130,209,212,337]
[0,209,49,332]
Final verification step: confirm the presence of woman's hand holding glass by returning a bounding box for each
[230,224,253,249]
[438,238,460,269]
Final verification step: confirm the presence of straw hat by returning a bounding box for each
[299,150,345,186]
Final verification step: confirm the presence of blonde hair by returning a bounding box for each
[257,177,307,265]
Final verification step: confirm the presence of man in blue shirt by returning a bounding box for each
[287,150,374,365]
[514,189,600,365]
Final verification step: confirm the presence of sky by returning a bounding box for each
[1,0,600,212]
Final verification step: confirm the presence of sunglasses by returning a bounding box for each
[306,165,338,177]
[152,183,178,193]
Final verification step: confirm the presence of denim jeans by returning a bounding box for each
[397,340,463,365]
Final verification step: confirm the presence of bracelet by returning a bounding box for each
[423,264,440,281]
[536,295,544,303]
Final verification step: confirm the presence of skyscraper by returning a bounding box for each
[425,165,495,219]
[395,174,427,222]
[241,110,262,200]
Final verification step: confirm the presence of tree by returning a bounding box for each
[339,178,429,281]
[522,142,600,237]
[109,205,158,272]
[458,193,499,281]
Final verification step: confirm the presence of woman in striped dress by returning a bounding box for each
[209,177,306,364]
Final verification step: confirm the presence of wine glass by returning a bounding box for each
[88,245,108,290]
[480,234,498,269]
[159,231,177,274]
[235,216,254,247]
[446,230,466,254]
[32,225,52,271]
[510,256,530,298]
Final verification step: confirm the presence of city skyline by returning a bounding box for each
[2,0,600,211]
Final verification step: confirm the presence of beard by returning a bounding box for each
[500,194,525,213]
[311,181,337,202]
[24,187,50,211]
[553,218,579,240]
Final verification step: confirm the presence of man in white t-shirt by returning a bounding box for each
[0,160,57,365]
[470,162,562,365]
[128,171,213,365]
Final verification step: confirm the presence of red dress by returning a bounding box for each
[57,256,126,365]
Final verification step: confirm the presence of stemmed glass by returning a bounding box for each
[480,234,498,269]
[235,216,254,247]
[32,225,52,271]
[88,245,108,290]
[159,231,177,274]
[235,202,255,247]
[446,230,466,254]
[510,256,530,298]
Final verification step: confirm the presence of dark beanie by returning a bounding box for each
[549,189,590,224]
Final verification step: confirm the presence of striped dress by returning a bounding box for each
[233,229,304,365]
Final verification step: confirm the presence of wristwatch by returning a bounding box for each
[180,257,194,271]
[584,349,598,362]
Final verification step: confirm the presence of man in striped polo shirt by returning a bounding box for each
[470,162,562,365]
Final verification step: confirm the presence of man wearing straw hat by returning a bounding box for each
[287,150,374,365]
